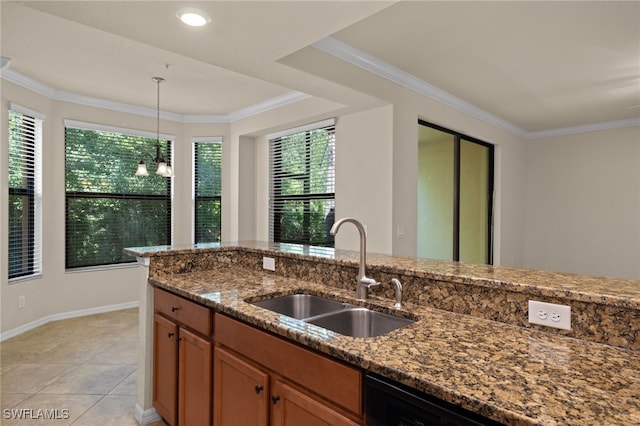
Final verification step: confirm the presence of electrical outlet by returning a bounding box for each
[528,300,571,330]
[262,257,275,271]
[18,295,26,309]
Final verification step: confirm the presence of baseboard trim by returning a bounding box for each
[0,301,139,342]
[135,404,162,425]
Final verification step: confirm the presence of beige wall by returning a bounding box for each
[0,81,229,335]
[334,105,394,254]
[523,126,640,279]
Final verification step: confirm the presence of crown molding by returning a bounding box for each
[1,68,57,98]
[526,117,640,140]
[1,57,13,70]
[1,68,307,124]
[227,91,311,122]
[312,36,529,139]
[312,36,640,140]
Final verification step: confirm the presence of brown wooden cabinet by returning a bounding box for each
[271,379,359,426]
[153,288,213,426]
[214,314,364,426]
[153,314,178,425]
[214,346,269,425]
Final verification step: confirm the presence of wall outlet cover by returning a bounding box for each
[528,300,571,330]
[262,257,275,271]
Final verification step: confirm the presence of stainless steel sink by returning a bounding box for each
[251,294,352,319]
[306,308,415,338]
[250,293,415,338]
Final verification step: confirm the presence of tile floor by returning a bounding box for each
[1,308,167,425]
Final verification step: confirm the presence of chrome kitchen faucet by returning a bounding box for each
[330,217,380,300]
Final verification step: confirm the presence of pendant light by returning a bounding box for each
[135,76,173,177]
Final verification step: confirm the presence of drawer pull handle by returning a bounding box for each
[271,396,280,405]
[167,332,175,338]
[255,385,264,394]
[171,306,179,312]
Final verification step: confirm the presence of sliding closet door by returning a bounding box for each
[459,139,492,264]
[417,120,494,264]
[417,126,455,260]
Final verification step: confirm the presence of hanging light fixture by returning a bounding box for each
[135,76,173,178]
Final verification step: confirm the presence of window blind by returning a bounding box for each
[65,124,172,269]
[193,138,222,243]
[269,120,335,247]
[8,107,43,280]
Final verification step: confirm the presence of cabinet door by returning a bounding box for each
[214,347,269,426]
[271,380,360,426]
[179,328,212,426]
[153,314,178,426]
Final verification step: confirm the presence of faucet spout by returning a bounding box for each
[330,217,379,299]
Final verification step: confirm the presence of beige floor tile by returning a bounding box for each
[87,341,138,365]
[1,393,33,409]
[3,308,143,425]
[1,337,62,361]
[1,359,20,374]
[40,364,136,395]
[1,365,76,394]
[108,370,137,395]
[3,393,103,425]
[26,339,113,365]
[71,395,139,426]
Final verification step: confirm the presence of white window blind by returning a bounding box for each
[8,106,43,280]
[64,123,172,269]
[193,137,222,243]
[269,119,335,247]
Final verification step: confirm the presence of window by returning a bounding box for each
[65,121,172,269]
[193,138,222,243]
[269,119,335,247]
[8,105,43,280]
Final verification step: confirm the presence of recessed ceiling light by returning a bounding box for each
[176,8,211,27]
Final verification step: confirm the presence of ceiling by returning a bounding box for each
[2,1,639,135]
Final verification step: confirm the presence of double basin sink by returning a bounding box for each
[250,294,415,338]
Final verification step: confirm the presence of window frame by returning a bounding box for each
[7,104,44,281]
[269,119,335,247]
[192,136,222,244]
[64,120,174,270]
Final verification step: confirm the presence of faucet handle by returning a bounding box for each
[390,278,403,308]
[360,277,380,288]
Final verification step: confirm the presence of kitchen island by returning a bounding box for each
[126,241,640,425]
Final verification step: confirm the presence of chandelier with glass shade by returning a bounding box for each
[135,77,173,178]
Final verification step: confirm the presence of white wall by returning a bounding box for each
[238,136,256,241]
[389,88,527,264]
[334,105,394,254]
[523,126,640,279]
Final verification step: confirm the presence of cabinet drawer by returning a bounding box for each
[216,314,362,417]
[154,287,212,336]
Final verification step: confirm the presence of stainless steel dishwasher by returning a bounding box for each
[364,374,505,426]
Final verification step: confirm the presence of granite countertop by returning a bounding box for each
[128,241,640,310]
[127,242,640,425]
[141,254,640,426]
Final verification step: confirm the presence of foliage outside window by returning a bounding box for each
[65,122,172,269]
[8,107,43,279]
[194,139,222,243]
[269,120,335,247]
